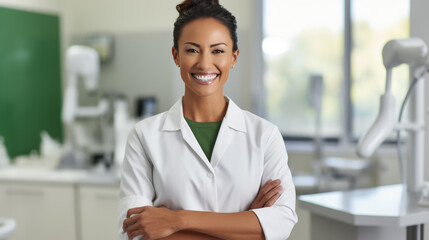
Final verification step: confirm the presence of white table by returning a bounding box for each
[298,185,429,240]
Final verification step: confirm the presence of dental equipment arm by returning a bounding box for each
[62,45,108,125]
[356,38,429,159]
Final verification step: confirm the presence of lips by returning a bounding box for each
[192,73,218,85]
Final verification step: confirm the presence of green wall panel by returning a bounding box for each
[0,7,62,159]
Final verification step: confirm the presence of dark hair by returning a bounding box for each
[173,0,238,52]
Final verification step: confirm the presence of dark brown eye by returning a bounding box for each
[186,48,199,53]
[213,49,224,54]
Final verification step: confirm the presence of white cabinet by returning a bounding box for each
[78,185,119,240]
[0,168,120,240]
[0,181,77,240]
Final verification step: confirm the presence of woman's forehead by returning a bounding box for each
[179,18,233,46]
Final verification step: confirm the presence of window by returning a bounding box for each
[263,0,409,142]
[350,0,410,139]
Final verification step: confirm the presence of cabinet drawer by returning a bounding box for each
[0,182,76,240]
[78,185,119,240]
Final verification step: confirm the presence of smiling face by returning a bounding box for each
[172,17,239,99]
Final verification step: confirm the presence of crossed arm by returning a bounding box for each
[122,179,283,240]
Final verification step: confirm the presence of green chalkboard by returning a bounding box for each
[0,7,62,159]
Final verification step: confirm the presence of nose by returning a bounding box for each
[196,51,212,70]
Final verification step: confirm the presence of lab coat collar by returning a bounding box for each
[161,99,182,131]
[161,96,247,133]
[162,96,246,169]
[224,97,247,133]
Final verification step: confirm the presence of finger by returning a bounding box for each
[265,192,281,207]
[125,218,144,233]
[261,185,282,204]
[262,179,280,192]
[128,229,146,240]
[127,206,147,218]
[259,179,273,194]
[260,179,281,196]
[123,215,140,232]
[142,235,150,240]
[262,179,274,189]
[254,179,278,205]
[255,179,274,201]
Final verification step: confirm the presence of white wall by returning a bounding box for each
[64,0,253,34]
[0,0,62,13]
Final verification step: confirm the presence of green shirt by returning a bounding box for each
[184,117,222,162]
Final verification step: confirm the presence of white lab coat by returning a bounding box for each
[118,97,298,240]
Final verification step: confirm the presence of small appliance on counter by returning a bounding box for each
[136,96,157,120]
[0,218,16,240]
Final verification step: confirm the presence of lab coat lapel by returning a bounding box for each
[211,97,247,168]
[162,98,212,169]
[181,119,213,169]
[210,122,232,168]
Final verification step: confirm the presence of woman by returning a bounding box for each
[119,1,298,239]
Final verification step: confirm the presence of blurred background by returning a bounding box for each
[0,0,429,239]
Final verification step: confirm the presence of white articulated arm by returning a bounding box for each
[62,45,107,125]
[356,38,428,158]
[356,92,396,158]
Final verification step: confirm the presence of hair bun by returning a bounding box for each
[176,0,220,14]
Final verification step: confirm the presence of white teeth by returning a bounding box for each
[193,74,217,81]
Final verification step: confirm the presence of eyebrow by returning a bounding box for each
[184,42,228,48]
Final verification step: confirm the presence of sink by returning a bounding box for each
[0,218,16,240]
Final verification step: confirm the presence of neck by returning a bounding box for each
[182,92,228,122]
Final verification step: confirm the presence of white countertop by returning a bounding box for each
[298,184,429,227]
[0,167,120,186]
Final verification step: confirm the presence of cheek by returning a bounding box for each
[179,68,190,83]
[215,58,231,72]
[179,61,193,76]
[181,54,200,67]
[219,66,231,82]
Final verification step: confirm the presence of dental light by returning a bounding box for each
[356,38,429,192]
[62,45,108,125]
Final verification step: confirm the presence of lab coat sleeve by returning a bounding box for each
[118,126,155,240]
[250,126,298,240]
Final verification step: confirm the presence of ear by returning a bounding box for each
[172,46,179,66]
[231,49,239,68]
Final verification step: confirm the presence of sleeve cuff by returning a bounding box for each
[118,196,153,240]
[251,206,298,240]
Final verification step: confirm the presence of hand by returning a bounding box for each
[123,206,183,240]
[249,179,283,209]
